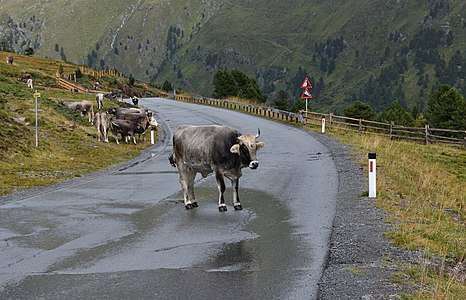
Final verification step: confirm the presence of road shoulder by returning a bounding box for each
[312,133,416,299]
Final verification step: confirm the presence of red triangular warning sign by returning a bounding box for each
[301,88,312,99]
[301,77,312,89]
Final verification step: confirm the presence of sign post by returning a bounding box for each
[321,117,326,134]
[34,90,41,147]
[300,77,313,115]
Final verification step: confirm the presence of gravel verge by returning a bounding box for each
[310,132,418,300]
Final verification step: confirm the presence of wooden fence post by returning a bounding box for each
[358,118,363,135]
[425,124,430,145]
[329,113,333,130]
[390,122,394,140]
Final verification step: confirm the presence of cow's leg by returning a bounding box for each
[103,127,109,143]
[232,178,242,210]
[96,126,101,141]
[216,172,227,212]
[179,166,196,209]
[187,169,197,208]
[112,131,119,144]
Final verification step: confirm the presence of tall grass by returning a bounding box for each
[327,130,465,299]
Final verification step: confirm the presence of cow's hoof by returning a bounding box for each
[192,202,198,208]
[218,206,228,212]
[234,205,242,210]
[185,204,193,209]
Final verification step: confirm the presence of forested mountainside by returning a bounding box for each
[1,0,465,113]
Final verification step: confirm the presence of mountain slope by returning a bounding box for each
[1,0,465,113]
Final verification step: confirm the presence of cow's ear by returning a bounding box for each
[256,141,265,150]
[230,144,240,154]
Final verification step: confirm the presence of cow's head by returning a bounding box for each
[230,128,265,169]
[146,111,159,128]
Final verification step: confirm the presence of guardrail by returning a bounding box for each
[175,95,304,125]
[172,94,465,147]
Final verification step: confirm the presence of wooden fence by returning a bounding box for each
[80,66,120,78]
[302,111,466,146]
[172,94,465,147]
[55,73,88,93]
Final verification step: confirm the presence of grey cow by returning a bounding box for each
[169,125,265,211]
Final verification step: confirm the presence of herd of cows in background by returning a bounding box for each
[5,54,158,145]
[58,93,158,145]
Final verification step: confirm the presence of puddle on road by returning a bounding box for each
[189,184,311,298]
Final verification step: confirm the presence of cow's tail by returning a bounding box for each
[168,154,177,168]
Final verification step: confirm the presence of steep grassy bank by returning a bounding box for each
[0,52,159,195]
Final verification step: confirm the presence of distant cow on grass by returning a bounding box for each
[6,56,13,65]
[94,111,112,142]
[27,78,34,89]
[58,100,95,123]
[96,93,104,110]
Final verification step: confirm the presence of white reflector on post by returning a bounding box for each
[368,153,376,198]
[321,117,326,134]
[151,129,155,145]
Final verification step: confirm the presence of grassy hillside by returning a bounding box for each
[1,0,465,114]
[0,51,160,195]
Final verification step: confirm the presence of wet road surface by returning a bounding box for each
[0,98,338,299]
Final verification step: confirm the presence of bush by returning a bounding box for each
[343,101,375,120]
[212,69,266,103]
[377,101,414,126]
[426,85,466,130]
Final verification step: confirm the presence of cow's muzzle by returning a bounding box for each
[249,160,259,169]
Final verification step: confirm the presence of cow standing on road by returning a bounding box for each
[169,125,265,211]
[107,107,158,143]
[131,96,139,106]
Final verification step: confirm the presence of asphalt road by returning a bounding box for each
[0,98,339,300]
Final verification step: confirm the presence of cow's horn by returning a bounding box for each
[256,128,260,139]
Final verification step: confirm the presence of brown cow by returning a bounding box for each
[6,55,13,65]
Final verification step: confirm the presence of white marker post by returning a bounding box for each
[321,117,326,134]
[150,129,155,145]
[368,153,376,198]
[34,90,41,147]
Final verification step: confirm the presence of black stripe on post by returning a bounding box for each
[368,153,376,159]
